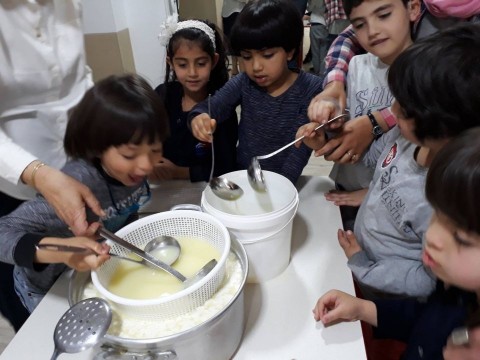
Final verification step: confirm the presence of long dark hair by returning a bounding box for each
[164,20,229,94]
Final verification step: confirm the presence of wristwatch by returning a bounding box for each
[367,110,383,140]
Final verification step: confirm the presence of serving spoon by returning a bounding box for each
[36,235,181,267]
[98,227,217,288]
[248,113,350,192]
[206,94,244,201]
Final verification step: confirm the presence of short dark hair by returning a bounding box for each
[64,74,169,162]
[426,128,480,234]
[388,23,480,142]
[343,0,409,17]
[165,20,229,93]
[229,0,303,57]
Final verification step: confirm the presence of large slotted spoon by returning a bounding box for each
[50,297,112,360]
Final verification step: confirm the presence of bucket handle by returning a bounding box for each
[240,201,299,244]
[170,204,203,212]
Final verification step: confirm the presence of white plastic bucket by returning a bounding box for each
[202,170,299,282]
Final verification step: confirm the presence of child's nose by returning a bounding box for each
[367,20,381,37]
[135,155,154,175]
[252,56,262,71]
[187,64,197,77]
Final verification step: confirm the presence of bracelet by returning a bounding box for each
[31,161,46,189]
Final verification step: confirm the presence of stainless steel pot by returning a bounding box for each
[69,238,248,360]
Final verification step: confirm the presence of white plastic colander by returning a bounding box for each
[91,210,230,321]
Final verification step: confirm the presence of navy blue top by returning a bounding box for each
[156,82,238,182]
[188,71,323,183]
[373,281,478,359]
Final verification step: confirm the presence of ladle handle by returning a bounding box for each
[98,227,187,282]
[256,113,349,160]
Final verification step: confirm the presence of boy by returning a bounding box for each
[313,23,480,359]
[301,23,479,300]
[327,0,421,231]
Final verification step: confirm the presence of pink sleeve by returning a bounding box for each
[423,0,480,19]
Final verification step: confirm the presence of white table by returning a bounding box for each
[1,176,366,360]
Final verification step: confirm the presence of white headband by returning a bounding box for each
[158,15,216,51]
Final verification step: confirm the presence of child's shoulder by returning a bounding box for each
[293,71,324,95]
[61,160,100,184]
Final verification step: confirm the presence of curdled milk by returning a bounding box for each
[82,252,243,339]
[108,236,220,300]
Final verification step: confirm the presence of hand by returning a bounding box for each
[191,113,217,142]
[325,188,368,207]
[312,289,377,326]
[444,327,480,360]
[295,122,327,150]
[36,227,110,271]
[338,229,362,259]
[29,165,104,236]
[308,81,346,127]
[315,115,373,163]
[149,158,189,181]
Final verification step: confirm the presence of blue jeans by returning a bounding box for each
[0,192,30,331]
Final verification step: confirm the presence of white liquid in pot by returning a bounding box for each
[108,236,220,300]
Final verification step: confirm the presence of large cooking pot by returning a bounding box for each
[68,237,248,360]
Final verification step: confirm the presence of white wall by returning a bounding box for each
[82,0,171,87]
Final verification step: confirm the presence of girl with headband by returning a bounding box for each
[151,17,237,183]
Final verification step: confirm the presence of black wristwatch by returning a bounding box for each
[367,109,383,140]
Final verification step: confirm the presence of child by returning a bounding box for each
[302,23,480,298]
[154,18,238,183]
[0,74,169,313]
[313,127,480,359]
[326,0,421,230]
[189,0,324,184]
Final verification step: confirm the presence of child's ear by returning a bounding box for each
[287,49,296,62]
[166,56,172,68]
[408,0,421,22]
[212,53,220,69]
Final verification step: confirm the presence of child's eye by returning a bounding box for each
[352,21,364,30]
[240,54,251,60]
[378,12,392,19]
[121,154,135,160]
[454,231,473,247]
[263,53,274,59]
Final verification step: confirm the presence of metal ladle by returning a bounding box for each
[50,297,112,360]
[98,227,217,288]
[36,235,181,267]
[206,94,244,201]
[248,113,350,192]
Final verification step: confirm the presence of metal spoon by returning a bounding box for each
[36,235,181,266]
[98,227,217,288]
[50,297,112,360]
[206,94,244,201]
[110,235,181,267]
[248,113,350,192]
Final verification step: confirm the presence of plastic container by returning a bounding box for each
[202,170,298,282]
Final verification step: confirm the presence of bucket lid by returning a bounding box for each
[203,170,298,217]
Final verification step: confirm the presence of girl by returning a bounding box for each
[153,18,238,183]
[189,0,324,184]
[0,74,169,314]
[313,128,480,359]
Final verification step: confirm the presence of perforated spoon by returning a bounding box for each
[248,113,350,192]
[50,297,112,360]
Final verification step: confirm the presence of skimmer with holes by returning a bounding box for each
[50,297,112,360]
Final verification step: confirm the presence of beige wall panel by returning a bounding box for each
[179,0,221,26]
[84,28,136,82]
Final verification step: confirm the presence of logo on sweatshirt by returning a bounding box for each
[382,143,398,168]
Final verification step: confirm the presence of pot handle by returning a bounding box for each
[98,346,177,359]
[169,204,203,212]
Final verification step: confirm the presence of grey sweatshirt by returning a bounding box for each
[0,159,147,312]
[350,126,436,298]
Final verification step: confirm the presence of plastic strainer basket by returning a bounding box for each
[91,210,230,321]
